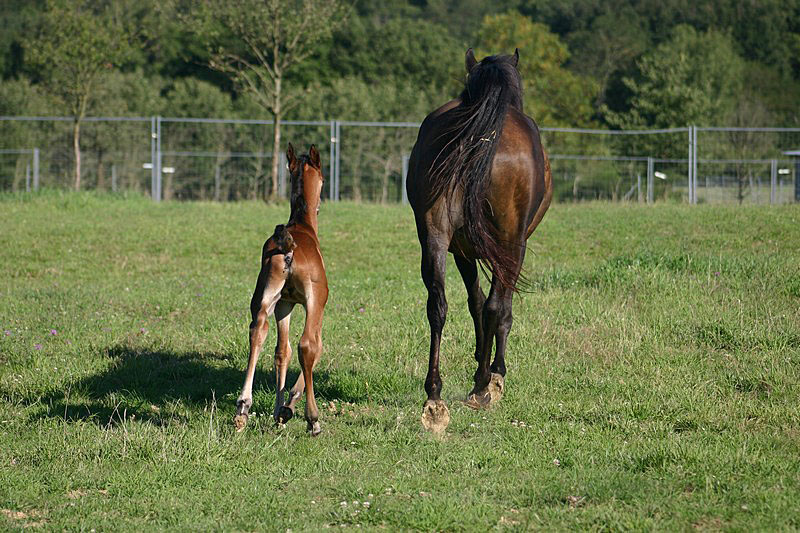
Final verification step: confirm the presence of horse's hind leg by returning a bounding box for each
[298,292,326,436]
[454,256,486,365]
[282,369,306,420]
[490,294,512,378]
[490,245,527,380]
[420,237,450,433]
[466,279,512,409]
[234,258,287,431]
[273,301,295,424]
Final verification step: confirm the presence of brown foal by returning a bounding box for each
[234,143,329,436]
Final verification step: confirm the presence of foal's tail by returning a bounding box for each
[429,57,522,290]
[263,224,296,260]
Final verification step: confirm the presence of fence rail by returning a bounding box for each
[1,116,798,205]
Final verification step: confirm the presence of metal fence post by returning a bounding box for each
[112,164,117,192]
[33,148,39,191]
[770,159,777,204]
[687,127,692,204]
[25,164,30,192]
[329,120,335,201]
[156,115,162,202]
[334,120,341,201]
[150,116,157,201]
[647,156,654,204]
[692,125,698,204]
[401,154,409,205]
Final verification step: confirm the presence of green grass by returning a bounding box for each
[1,190,799,530]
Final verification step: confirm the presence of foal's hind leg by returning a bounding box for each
[235,258,288,430]
[298,291,326,436]
[273,301,295,424]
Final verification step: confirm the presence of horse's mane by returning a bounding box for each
[429,53,524,290]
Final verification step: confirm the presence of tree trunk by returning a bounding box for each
[253,126,266,200]
[73,119,82,191]
[269,78,282,201]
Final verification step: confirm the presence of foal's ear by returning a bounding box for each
[308,144,321,169]
[465,48,477,73]
[287,142,298,173]
[511,48,519,67]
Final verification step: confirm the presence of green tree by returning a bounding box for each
[25,0,136,190]
[475,11,599,127]
[193,0,348,201]
[424,0,521,43]
[327,17,463,94]
[566,8,649,107]
[606,25,744,129]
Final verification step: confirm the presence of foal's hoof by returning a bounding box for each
[466,373,505,410]
[308,421,322,437]
[275,406,294,425]
[233,414,248,432]
[421,400,450,433]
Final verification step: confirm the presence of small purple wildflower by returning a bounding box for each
[714,272,720,276]
[4,330,10,336]
[34,343,43,350]
[358,307,365,313]
[140,328,148,334]
[49,329,58,335]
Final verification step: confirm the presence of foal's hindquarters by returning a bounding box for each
[233,143,328,436]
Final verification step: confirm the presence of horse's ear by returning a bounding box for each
[309,144,321,169]
[287,142,297,173]
[465,48,477,73]
[511,48,519,67]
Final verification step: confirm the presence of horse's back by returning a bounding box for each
[408,102,551,247]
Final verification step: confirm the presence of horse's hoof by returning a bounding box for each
[421,400,450,433]
[466,373,504,409]
[275,406,294,425]
[308,421,322,436]
[233,414,248,432]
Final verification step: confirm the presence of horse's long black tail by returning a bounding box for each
[429,58,522,290]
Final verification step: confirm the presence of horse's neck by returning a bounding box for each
[290,182,320,232]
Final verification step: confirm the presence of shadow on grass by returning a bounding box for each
[29,345,372,426]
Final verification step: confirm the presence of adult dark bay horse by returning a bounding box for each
[406,49,552,432]
[234,143,329,436]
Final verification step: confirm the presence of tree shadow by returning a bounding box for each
[29,345,368,426]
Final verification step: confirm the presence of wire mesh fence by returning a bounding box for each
[1,115,798,205]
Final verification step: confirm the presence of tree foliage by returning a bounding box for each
[606,25,744,129]
[25,0,136,189]
[475,11,598,127]
[2,0,799,131]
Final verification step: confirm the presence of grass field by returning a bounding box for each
[1,191,799,531]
